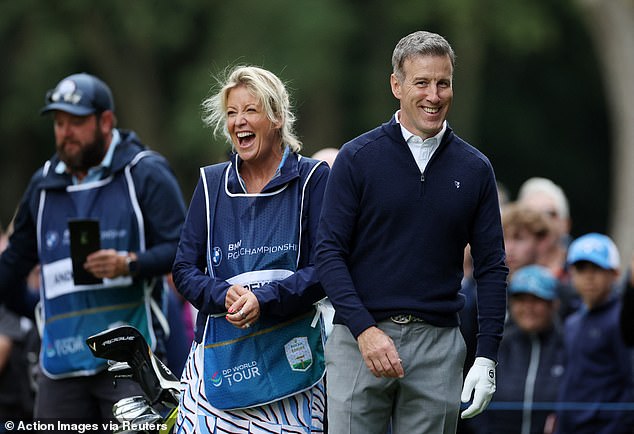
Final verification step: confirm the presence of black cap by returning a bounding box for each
[41,73,114,116]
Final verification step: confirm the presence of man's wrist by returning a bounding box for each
[126,253,139,277]
[474,357,496,368]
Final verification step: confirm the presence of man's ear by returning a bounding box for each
[98,110,116,132]
[390,73,402,100]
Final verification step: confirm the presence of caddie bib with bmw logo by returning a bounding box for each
[199,158,325,410]
[37,153,155,378]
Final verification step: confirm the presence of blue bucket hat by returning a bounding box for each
[41,73,114,116]
[567,233,620,270]
[509,264,557,301]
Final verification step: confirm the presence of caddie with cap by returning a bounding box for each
[0,72,186,425]
[556,233,634,433]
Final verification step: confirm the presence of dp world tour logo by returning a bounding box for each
[285,337,313,372]
[45,342,56,358]
[212,247,222,267]
[211,371,222,387]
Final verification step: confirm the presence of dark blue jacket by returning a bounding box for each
[173,152,329,343]
[315,117,508,361]
[556,294,634,433]
[0,130,186,316]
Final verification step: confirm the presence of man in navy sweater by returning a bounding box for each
[315,31,508,433]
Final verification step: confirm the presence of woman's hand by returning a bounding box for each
[225,284,261,329]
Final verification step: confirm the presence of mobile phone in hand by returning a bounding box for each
[68,218,102,285]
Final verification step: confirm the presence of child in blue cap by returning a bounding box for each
[555,233,634,433]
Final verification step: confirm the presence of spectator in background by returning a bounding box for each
[517,177,572,282]
[474,265,565,434]
[502,202,551,278]
[0,73,186,426]
[311,147,339,168]
[502,202,580,319]
[556,233,634,433]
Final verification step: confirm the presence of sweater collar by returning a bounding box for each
[227,147,300,193]
[394,110,447,145]
[385,114,453,147]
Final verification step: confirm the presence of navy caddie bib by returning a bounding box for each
[199,157,325,410]
[37,153,155,378]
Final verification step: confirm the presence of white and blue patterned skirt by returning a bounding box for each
[175,342,325,434]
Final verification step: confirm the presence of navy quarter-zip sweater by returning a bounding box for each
[315,116,508,361]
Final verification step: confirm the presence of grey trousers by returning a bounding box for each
[325,320,466,434]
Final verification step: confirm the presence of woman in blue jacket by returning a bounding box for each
[172,66,329,433]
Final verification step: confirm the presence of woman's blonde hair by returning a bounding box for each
[202,65,302,152]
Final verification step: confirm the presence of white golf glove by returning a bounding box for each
[460,357,496,419]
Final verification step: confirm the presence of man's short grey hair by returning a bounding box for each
[202,65,302,152]
[392,31,456,82]
[518,177,570,219]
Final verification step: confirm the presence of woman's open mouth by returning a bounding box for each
[236,131,255,147]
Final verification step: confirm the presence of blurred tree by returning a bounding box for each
[575,0,634,259]
[0,0,616,249]
[476,0,611,240]
[0,0,353,217]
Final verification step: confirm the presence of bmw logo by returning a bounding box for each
[45,231,60,250]
[212,247,222,266]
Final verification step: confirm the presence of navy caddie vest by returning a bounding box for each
[37,152,156,378]
[198,156,326,410]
